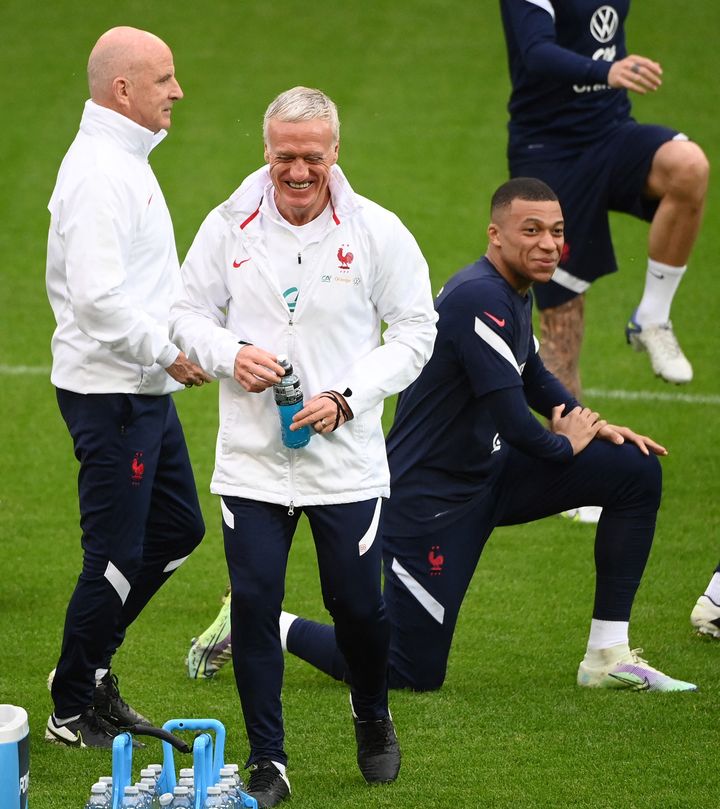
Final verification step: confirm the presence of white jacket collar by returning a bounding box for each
[219,164,361,229]
[79,99,167,159]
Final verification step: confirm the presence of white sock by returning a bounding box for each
[279,611,298,652]
[54,713,81,725]
[704,572,720,605]
[635,259,686,326]
[586,619,629,651]
[95,668,108,684]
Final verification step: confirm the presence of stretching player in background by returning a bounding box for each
[500,0,709,398]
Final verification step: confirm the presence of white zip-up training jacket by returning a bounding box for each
[46,100,182,395]
[171,165,437,507]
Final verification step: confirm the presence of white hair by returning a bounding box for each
[263,86,339,144]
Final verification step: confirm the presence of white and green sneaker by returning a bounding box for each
[560,506,602,524]
[690,595,720,638]
[186,591,233,679]
[577,645,697,692]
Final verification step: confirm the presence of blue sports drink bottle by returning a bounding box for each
[273,355,311,449]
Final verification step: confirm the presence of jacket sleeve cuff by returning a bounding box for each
[157,343,181,369]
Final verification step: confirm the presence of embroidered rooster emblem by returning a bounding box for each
[337,245,354,270]
[131,452,145,484]
[428,545,444,576]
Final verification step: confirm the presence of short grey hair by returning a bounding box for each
[263,86,340,145]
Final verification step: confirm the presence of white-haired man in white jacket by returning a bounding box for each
[171,86,437,806]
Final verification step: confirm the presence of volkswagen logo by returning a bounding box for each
[590,5,619,43]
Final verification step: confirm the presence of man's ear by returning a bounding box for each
[111,76,131,112]
[487,222,501,247]
[263,143,270,164]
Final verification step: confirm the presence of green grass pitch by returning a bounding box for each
[1,1,719,807]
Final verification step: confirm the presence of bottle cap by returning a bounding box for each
[91,784,106,793]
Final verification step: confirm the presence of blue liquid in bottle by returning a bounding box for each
[274,355,311,449]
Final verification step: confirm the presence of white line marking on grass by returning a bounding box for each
[0,365,51,375]
[585,388,720,406]
[0,367,717,406]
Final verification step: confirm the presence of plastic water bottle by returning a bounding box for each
[273,355,311,448]
[84,782,110,809]
[217,782,239,808]
[120,784,142,807]
[140,776,158,794]
[222,763,245,790]
[158,793,173,808]
[139,776,158,797]
[172,785,193,808]
[219,778,240,807]
[98,776,113,802]
[136,781,155,808]
[178,776,195,803]
[203,785,223,808]
[219,765,244,791]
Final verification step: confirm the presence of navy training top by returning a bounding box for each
[384,257,577,537]
[500,0,632,161]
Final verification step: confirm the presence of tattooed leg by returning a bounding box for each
[538,294,585,401]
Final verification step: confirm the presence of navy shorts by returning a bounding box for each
[510,121,684,309]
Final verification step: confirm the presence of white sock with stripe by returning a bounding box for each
[635,260,686,326]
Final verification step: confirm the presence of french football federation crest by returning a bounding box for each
[337,244,353,270]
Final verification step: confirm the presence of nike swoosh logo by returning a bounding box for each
[233,258,251,269]
[483,311,505,328]
[48,725,83,747]
[649,271,665,279]
[608,672,651,691]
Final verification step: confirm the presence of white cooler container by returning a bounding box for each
[0,705,29,809]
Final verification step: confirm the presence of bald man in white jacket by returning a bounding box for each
[45,26,208,750]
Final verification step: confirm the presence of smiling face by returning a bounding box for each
[486,198,564,293]
[264,118,339,226]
